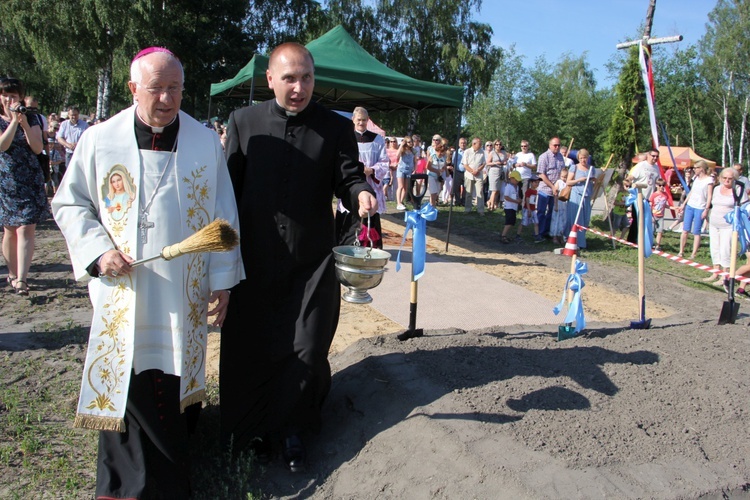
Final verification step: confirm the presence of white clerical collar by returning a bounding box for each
[135,106,177,133]
[275,99,298,116]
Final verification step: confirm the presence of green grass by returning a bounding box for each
[0,336,98,498]
[580,216,731,286]
[0,320,262,498]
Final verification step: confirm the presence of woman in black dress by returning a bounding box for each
[0,77,48,295]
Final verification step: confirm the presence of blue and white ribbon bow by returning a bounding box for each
[395,202,438,280]
[625,187,654,258]
[553,259,588,333]
[725,205,750,254]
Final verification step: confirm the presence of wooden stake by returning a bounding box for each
[637,186,646,322]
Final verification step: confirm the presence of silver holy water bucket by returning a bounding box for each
[332,214,390,304]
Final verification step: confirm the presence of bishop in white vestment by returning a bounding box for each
[52,48,243,499]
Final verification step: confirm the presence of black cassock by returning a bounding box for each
[221,100,372,451]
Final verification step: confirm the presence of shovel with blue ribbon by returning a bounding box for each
[396,174,437,341]
[627,184,654,329]
[554,259,588,339]
[718,182,746,324]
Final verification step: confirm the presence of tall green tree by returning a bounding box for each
[463,45,528,146]
[653,45,718,161]
[0,0,149,117]
[466,50,611,158]
[0,0,254,119]
[606,47,649,169]
[322,0,501,138]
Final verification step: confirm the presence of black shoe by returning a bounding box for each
[282,434,306,473]
[248,436,273,464]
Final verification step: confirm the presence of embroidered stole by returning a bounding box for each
[74,118,216,432]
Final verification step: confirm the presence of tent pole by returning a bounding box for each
[445,107,463,253]
[249,78,255,106]
[206,96,212,124]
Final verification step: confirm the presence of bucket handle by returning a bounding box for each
[354,212,373,259]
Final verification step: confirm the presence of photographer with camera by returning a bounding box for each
[0,77,49,295]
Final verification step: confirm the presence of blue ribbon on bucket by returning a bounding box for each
[553,259,588,333]
[625,187,654,258]
[396,202,438,280]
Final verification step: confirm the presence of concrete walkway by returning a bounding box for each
[366,248,561,330]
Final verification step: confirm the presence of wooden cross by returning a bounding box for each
[616,0,683,50]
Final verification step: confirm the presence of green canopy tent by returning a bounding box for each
[209,25,464,113]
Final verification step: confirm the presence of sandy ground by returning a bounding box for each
[2,214,750,499]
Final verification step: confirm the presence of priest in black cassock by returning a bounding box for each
[221,42,378,472]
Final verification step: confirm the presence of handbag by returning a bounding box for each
[557,165,575,201]
[558,185,572,202]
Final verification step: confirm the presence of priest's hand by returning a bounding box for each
[357,191,378,217]
[99,249,134,278]
[208,290,230,327]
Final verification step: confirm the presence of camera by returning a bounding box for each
[11,104,39,115]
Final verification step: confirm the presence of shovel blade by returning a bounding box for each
[557,325,578,341]
[718,301,740,325]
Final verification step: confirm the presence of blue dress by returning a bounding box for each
[565,165,597,248]
[0,114,50,226]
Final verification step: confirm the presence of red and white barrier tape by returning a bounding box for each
[575,224,750,285]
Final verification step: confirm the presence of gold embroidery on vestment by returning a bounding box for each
[182,166,210,405]
[81,276,133,417]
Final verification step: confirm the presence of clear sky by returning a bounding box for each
[476,0,716,88]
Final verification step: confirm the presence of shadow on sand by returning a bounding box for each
[247,341,658,497]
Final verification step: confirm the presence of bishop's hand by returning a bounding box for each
[99,249,134,278]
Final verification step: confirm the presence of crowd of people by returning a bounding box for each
[374,134,750,294]
[3,40,750,498]
[376,134,602,246]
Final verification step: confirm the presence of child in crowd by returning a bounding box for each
[523,176,541,242]
[611,177,632,239]
[550,167,569,245]
[501,171,524,244]
[650,178,670,251]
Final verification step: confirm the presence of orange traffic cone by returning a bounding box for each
[562,225,579,256]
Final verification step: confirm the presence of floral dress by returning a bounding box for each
[0,114,50,226]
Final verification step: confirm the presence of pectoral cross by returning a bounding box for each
[139,212,155,243]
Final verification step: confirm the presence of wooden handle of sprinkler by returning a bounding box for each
[637,187,646,320]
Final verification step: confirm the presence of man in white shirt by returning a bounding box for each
[514,140,537,194]
[57,106,89,167]
[628,148,662,200]
[462,137,486,215]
